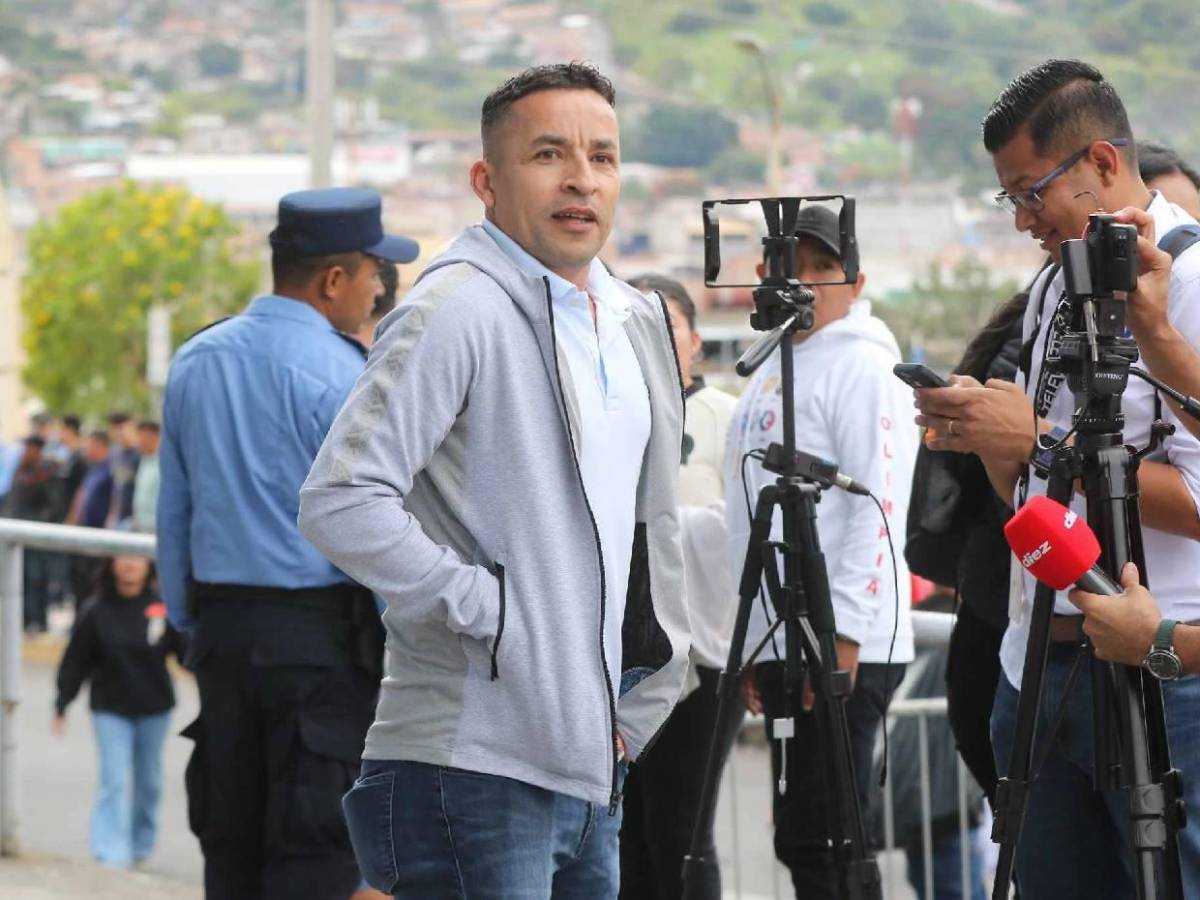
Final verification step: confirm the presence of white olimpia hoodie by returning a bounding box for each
[723,300,917,665]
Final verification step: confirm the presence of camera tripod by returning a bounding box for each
[682,200,881,900]
[991,274,1187,900]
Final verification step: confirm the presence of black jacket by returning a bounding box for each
[3,459,63,522]
[905,320,1024,629]
[55,591,184,718]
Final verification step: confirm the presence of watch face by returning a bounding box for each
[1146,650,1183,681]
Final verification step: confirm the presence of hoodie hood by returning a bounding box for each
[799,300,901,360]
[411,224,560,327]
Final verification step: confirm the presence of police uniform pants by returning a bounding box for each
[181,595,376,900]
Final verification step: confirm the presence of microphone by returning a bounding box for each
[1003,496,1121,594]
[760,444,871,496]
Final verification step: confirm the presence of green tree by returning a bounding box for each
[197,41,242,78]
[20,182,260,417]
[625,104,739,168]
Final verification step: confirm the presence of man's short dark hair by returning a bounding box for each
[1139,141,1200,191]
[136,419,160,433]
[372,259,399,321]
[480,62,616,159]
[271,250,365,290]
[62,415,81,435]
[982,59,1134,163]
[24,435,45,450]
[88,430,110,446]
[629,273,696,331]
[106,411,131,426]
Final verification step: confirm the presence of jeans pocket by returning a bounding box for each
[179,717,206,839]
[342,771,399,894]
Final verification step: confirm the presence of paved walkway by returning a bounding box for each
[0,853,201,899]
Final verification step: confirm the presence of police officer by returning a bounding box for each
[156,188,418,900]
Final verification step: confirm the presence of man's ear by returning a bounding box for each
[470,159,496,210]
[1092,141,1123,187]
[850,271,866,300]
[755,261,765,279]
[320,265,344,300]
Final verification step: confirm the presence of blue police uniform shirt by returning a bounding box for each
[156,295,366,631]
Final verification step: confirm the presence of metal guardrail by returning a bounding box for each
[0,517,962,875]
[0,519,156,856]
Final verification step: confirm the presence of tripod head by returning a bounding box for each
[701,195,857,377]
[1051,213,1141,434]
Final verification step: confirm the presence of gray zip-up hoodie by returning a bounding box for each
[298,225,690,807]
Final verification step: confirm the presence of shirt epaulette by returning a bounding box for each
[180,316,233,346]
[335,330,369,360]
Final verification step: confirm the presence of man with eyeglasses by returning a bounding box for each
[912,59,1200,898]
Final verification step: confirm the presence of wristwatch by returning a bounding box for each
[1143,619,1184,681]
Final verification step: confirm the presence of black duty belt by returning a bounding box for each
[190,580,358,614]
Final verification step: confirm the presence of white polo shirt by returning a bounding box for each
[1003,191,1200,688]
[481,219,651,679]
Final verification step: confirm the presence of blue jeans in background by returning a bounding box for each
[992,645,1200,899]
[91,710,172,866]
[905,828,987,900]
[343,759,625,899]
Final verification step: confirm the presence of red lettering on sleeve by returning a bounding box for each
[866,578,880,596]
[875,553,884,568]
[879,526,890,539]
[884,443,893,460]
[881,416,892,431]
[882,499,894,517]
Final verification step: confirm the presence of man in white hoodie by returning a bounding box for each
[724,205,916,898]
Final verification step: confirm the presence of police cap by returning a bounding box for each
[269,187,419,263]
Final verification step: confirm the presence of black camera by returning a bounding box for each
[1061,213,1138,300]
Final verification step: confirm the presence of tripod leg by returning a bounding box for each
[785,486,881,900]
[682,486,780,899]
[990,466,1075,900]
[796,617,882,900]
[1086,443,1181,899]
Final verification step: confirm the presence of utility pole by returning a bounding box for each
[307,0,335,188]
[733,34,782,195]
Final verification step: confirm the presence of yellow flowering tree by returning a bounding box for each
[20,181,260,417]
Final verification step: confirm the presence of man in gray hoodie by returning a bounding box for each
[298,63,690,899]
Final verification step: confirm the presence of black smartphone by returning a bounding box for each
[893,363,950,390]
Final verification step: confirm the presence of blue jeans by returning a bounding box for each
[992,646,1200,899]
[91,710,172,866]
[905,828,987,900]
[343,759,626,899]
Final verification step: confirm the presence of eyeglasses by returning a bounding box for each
[994,138,1130,214]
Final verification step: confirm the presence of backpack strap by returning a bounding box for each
[1158,223,1200,261]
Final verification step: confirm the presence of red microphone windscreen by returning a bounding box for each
[1003,496,1101,590]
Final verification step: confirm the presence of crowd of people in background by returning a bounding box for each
[0,410,161,633]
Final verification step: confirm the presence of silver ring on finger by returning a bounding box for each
[948,419,958,437]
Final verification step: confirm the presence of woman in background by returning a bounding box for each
[54,550,183,868]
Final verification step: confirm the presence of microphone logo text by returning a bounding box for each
[1022,540,1053,568]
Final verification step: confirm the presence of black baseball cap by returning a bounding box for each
[792,205,842,259]
[269,188,419,263]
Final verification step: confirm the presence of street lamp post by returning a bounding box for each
[733,34,782,194]
[307,0,335,188]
